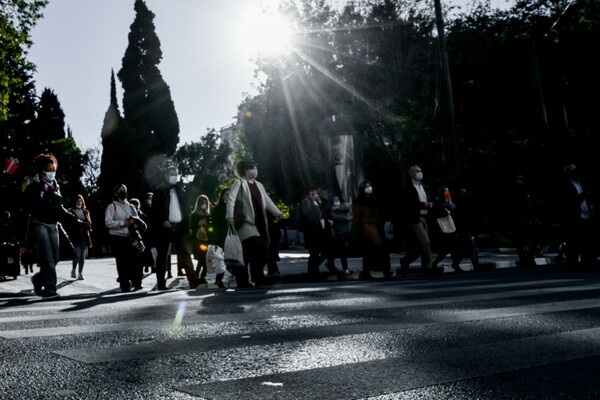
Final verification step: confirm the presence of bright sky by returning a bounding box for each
[28,0,512,151]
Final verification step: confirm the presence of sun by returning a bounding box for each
[238,8,293,57]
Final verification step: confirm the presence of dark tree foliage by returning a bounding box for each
[116,0,180,198]
[98,69,123,206]
[32,88,65,142]
[237,0,600,235]
[174,130,232,207]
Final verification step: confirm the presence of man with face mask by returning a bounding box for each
[300,186,343,281]
[398,165,442,277]
[151,166,198,290]
[226,160,284,288]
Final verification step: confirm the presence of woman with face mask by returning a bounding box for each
[225,160,284,288]
[104,183,146,292]
[67,194,93,280]
[25,153,83,299]
[351,180,393,280]
[190,194,212,285]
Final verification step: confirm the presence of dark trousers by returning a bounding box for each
[155,225,198,289]
[110,234,141,291]
[241,235,269,286]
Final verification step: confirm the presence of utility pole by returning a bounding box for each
[434,0,460,179]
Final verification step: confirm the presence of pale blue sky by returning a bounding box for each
[28,0,512,150]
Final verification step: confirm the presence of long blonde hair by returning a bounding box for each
[192,194,211,215]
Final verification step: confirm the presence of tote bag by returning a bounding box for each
[224,226,244,267]
[437,215,457,234]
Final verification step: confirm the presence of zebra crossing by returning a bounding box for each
[1,267,600,399]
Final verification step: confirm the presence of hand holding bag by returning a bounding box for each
[224,226,244,267]
[207,244,227,274]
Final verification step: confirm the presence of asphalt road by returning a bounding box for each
[1,255,599,399]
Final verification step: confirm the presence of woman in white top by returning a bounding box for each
[105,184,146,292]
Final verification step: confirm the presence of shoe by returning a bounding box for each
[216,281,225,289]
[31,273,43,296]
[144,266,149,273]
[344,269,353,276]
[166,272,173,279]
[131,286,143,292]
[383,270,394,279]
[41,291,60,300]
[197,278,208,285]
[77,273,84,280]
[71,269,76,279]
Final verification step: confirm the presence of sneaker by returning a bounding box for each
[344,269,353,276]
[31,273,43,296]
[77,273,84,280]
[71,269,76,279]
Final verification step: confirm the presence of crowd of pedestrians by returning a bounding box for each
[2,153,598,299]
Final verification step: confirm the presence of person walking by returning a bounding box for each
[67,194,92,280]
[453,186,480,270]
[300,185,342,281]
[25,153,83,299]
[105,184,147,292]
[327,195,353,276]
[556,164,596,269]
[190,194,212,285]
[151,166,198,290]
[140,192,157,273]
[211,187,230,288]
[398,165,441,277]
[431,186,464,273]
[507,174,538,268]
[352,180,393,280]
[226,160,284,288]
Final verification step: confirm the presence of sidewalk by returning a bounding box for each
[0,249,559,298]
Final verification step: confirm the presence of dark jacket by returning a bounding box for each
[151,182,191,235]
[403,182,431,225]
[24,175,77,225]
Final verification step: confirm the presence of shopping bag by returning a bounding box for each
[224,226,244,267]
[437,215,457,234]
[207,244,227,274]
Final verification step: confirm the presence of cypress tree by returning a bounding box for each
[117,0,180,196]
[34,88,66,142]
[98,69,123,206]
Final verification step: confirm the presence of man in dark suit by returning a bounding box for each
[557,164,596,269]
[151,166,198,290]
[398,165,441,277]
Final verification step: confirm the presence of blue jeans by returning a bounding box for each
[72,242,87,273]
[33,222,60,293]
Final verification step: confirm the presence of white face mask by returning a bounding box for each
[201,204,207,210]
[168,175,178,185]
[247,168,258,180]
[364,186,373,194]
[43,171,56,181]
[147,200,152,207]
[415,172,423,181]
[333,201,341,207]
[76,204,82,209]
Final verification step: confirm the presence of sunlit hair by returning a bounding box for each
[129,198,140,208]
[33,153,58,171]
[235,160,256,179]
[192,194,211,215]
[74,194,87,210]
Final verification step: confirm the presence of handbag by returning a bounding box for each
[224,226,244,267]
[234,200,245,229]
[437,215,457,234]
